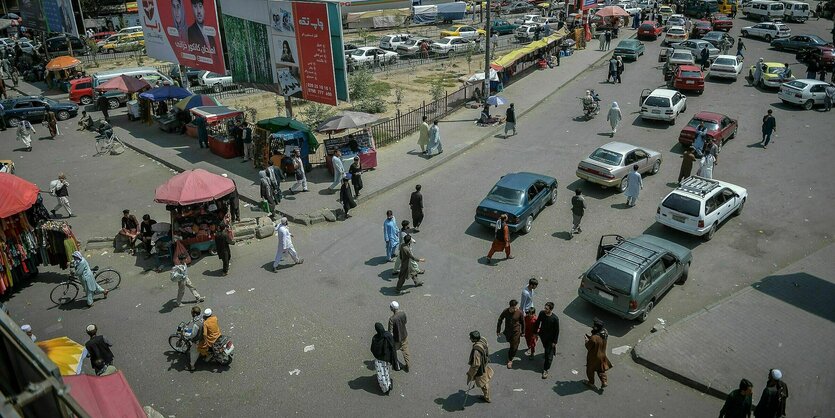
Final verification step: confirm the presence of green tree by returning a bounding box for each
[298,101,338,128]
[430,76,445,103]
[349,68,374,101]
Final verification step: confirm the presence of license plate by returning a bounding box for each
[598,291,614,301]
[672,214,686,222]
[686,80,694,84]
[652,109,660,113]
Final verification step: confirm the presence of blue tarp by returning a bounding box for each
[412,5,437,23]
[139,86,193,102]
[436,2,466,21]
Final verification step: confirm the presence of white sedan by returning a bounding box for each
[708,55,743,80]
[348,47,399,65]
[640,88,687,124]
[778,79,834,110]
[663,26,688,46]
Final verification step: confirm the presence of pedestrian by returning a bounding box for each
[388,301,410,372]
[816,1,822,19]
[348,157,363,197]
[607,102,622,136]
[583,318,612,390]
[96,95,110,122]
[504,103,516,137]
[520,277,538,313]
[819,66,827,81]
[571,188,586,234]
[427,120,443,156]
[700,46,710,70]
[731,3,737,18]
[753,369,788,418]
[719,378,754,418]
[805,59,818,79]
[0,78,6,100]
[383,210,399,262]
[466,331,494,403]
[418,115,429,153]
[73,251,108,307]
[340,177,356,218]
[750,58,764,87]
[616,56,624,83]
[678,147,697,183]
[720,37,730,55]
[624,165,643,207]
[20,324,36,342]
[697,149,716,179]
[486,213,513,264]
[84,324,114,375]
[534,301,560,379]
[761,109,776,149]
[329,150,345,190]
[272,217,303,271]
[604,30,612,51]
[119,209,140,255]
[45,110,59,138]
[140,214,158,256]
[77,111,92,131]
[170,253,204,307]
[49,173,73,218]
[289,149,308,193]
[259,170,276,218]
[491,32,499,53]
[496,299,524,369]
[523,307,538,358]
[266,159,284,204]
[392,220,421,276]
[214,224,232,276]
[370,322,398,394]
[409,185,424,232]
[0,101,7,131]
[16,116,35,152]
[736,39,746,58]
[824,84,835,111]
[395,235,424,294]
[607,57,618,83]
[241,122,253,161]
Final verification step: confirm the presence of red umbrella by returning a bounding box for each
[595,5,630,17]
[0,173,40,218]
[95,75,151,94]
[154,169,236,205]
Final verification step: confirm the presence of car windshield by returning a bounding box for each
[766,66,785,74]
[618,41,638,48]
[403,39,419,46]
[672,53,691,61]
[586,263,633,294]
[645,96,671,107]
[713,57,736,66]
[486,185,524,205]
[589,148,623,165]
[662,193,701,216]
[639,24,654,30]
[350,50,366,56]
[785,80,808,89]
[680,70,702,78]
[687,118,719,130]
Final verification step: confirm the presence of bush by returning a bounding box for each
[298,101,338,127]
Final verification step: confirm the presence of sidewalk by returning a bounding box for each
[632,243,835,417]
[90,35,624,225]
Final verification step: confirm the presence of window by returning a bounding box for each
[648,260,666,281]
[661,253,677,270]
[635,149,648,159]
[706,194,721,214]
[528,186,537,201]
[638,270,652,292]
[14,102,32,109]
[624,152,637,165]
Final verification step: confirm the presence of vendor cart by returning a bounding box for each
[256,117,320,171]
[324,130,378,175]
[190,106,245,159]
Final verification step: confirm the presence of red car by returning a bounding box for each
[678,111,738,147]
[708,13,732,31]
[691,20,713,38]
[673,65,705,94]
[90,31,115,42]
[637,21,664,40]
[68,77,94,105]
[797,45,835,67]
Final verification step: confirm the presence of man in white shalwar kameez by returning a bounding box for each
[273,217,303,272]
[17,118,35,151]
[427,120,443,156]
[624,165,643,207]
[607,102,622,136]
[329,150,345,190]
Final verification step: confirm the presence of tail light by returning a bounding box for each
[698,220,705,228]
[629,300,638,310]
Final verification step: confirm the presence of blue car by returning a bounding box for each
[474,172,558,234]
[1,96,79,127]
[614,39,646,61]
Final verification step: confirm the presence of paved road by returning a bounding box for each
[3,16,834,417]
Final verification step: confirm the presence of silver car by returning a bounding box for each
[576,142,663,192]
[669,39,720,61]
[396,37,432,56]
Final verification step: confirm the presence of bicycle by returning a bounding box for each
[94,132,125,156]
[49,266,122,305]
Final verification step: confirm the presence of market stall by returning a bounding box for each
[490,29,569,85]
[95,75,152,121]
[177,95,222,137]
[138,85,193,133]
[64,371,146,418]
[36,336,86,376]
[154,169,237,262]
[190,106,245,159]
[318,112,380,175]
[255,117,320,171]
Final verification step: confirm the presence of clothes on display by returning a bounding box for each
[167,199,233,262]
[37,221,80,270]
[325,130,378,175]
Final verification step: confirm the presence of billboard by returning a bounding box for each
[580,0,596,10]
[19,0,79,35]
[140,0,226,74]
[19,0,48,32]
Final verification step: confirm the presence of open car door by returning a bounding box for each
[597,234,624,260]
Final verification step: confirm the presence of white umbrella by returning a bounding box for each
[317,111,380,132]
[486,96,507,106]
[465,68,499,83]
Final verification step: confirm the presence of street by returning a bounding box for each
[3,15,835,417]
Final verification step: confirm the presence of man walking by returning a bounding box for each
[678,147,697,183]
[571,188,586,234]
[824,84,835,111]
[624,165,643,207]
[753,369,788,418]
[289,149,308,193]
[418,116,429,153]
[534,301,560,379]
[504,103,516,137]
[409,185,424,232]
[241,122,253,161]
[383,210,399,262]
[604,30,612,51]
[171,253,204,307]
[520,277,538,313]
[273,217,303,271]
[214,224,232,276]
[761,109,776,149]
[720,378,754,418]
[329,150,345,190]
[0,101,6,131]
[388,301,411,372]
[50,173,73,218]
[583,319,612,390]
[466,331,494,403]
[736,39,746,58]
[97,94,110,122]
[85,324,114,375]
[486,214,512,264]
[607,56,618,83]
[496,299,524,369]
[395,235,424,294]
[427,120,443,156]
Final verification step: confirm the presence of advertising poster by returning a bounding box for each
[140,0,226,74]
[223,15,275,86]
[581,0,597,10]
[19,0,48,32]
[42,0,79,36]
[289,1,337,105]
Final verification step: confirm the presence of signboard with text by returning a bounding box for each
[580,0,596,10]
[140,0,226,74]
[20,0,78,36]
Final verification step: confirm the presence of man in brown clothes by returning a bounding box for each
[583,318,612,390]
[496,299,525,369]
[678,147,697,183]
[466,331,494,403]
[388,301,411,372]
[486,214,513,265]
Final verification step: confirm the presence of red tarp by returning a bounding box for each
[64,371,145,418]
[154,169,236,205]
[95,75,151,93]
[0,173,40,218]
[189,106,243,124]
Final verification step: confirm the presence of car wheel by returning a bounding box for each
[704,222,717,241]
[803,99,814,110]
[676,262,690,284]
[734,198,746,216]
[108,98,120,109]
[781,99,790,105]
[7,116,20,127]
[638,300,654,322]
[669,117,676,125]
[618,176,629,193]
[765,34,772,42]
[650,159,661,175]
[741,30,748,38]
[80,95,93,105]
[56,110,70,121]
[547,187,558,206]
[521,215,533,234]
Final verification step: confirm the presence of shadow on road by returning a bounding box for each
[753,272,835,323]
[365,256,390,267]
[348,362,385,395]
[434,389,482,412]
[564,179,615,201]
[553,380,597,396]
[560,298,636,338]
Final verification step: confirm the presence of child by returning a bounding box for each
[524,307,538,358]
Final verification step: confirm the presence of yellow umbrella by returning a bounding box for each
[37,337,87,376]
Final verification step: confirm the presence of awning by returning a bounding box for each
[256,117,320,152]
[491,29,567,71]
[36,337,86,376]
[155,169,236,205]
[189,106,243,124]
[46,56,82,72]
[0,173,40,218]
[139,85,193,101]
[64,371,145,418]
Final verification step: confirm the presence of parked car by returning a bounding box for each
[530,16,560,28]
[576,142,662,192]
[741,22,791,42]
[672,65,705,93]
[474,172,558,234]
[96,33,125,48]
[795,45,835,67]
[1,96,79,127]
[488,18,519,35]
[663,26,689,46]
[198,70,233,92]
[749,61,794,87]
[440,25,485,39]
[640,88,687,124]
[168,66,202,87]
[14,40,38,55]
[111,33,145,53]
[708,13,733,31]
[638,21,664,40]
[669,39,720,60]
[430,36,474,56]
[514,25,540,42]
[667,49,697,66]
[396,37,432,56]
[659,5,676,19]
[504,1,535,13]
[348,46,399,65]
[666,14,686,29]
[90,31,115,42]
[777,78,835,109]
[515,14,542,25]
[708,54,744,79]
[577,234,691,322]
[678,111,738,147]
[379,34,412,50]
[690,20,713,38]
[45,35,88,56]
[656,176,747,240]
[618,3,643,15]
[68,77,94,105]
[343,43,359,56]
[614,39,645,60]
[770,34,831,51]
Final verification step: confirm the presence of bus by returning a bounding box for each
[684,0,719,17]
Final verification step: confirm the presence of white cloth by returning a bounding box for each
[698,154,715,179]
[17,121,34,147]
[330,155,345,190]
[624,170,643,199]
[291,156,308,191]
[607,102,622,132]
[427,125,442,155]
[274,245,299,266]
[276,224,293,250]
[374,359,392,393]
[53,196,72,216]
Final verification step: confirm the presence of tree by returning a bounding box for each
[298,101,337,128]
[349,68,374,101]
[430,76,445,103]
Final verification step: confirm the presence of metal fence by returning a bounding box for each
[78,49,146,64]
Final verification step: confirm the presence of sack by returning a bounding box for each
[170,266,186,282]
[49,179,60,196]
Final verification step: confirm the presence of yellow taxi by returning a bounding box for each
[439,25,486,39]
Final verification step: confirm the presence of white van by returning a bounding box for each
[779,0,810,21]
[743,0,785,21]
[92,67,174,89]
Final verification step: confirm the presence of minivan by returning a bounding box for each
[45,35,88,56]
[743,0,785,20]
[92,67,173,89]
[779,0,810,21]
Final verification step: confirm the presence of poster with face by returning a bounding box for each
[141,0,226,73]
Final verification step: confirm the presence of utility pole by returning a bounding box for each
[482,0,492,112]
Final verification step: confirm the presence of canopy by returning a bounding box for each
[257,117,320,152]
[155,169,236,205]
[64,371,145,418]
[463,68,499,83]
[175,94,221,111]
[189,106,243,124]
[138,85,192,102]
[95,75,151,94]
[596,5,630,17]
[317,111,380,132]
[0,173,40,218]
[45,56,82,72]
[412,5,438,24]
[486,95,507,106]
[491,29,567,71]
[36,337,86,376]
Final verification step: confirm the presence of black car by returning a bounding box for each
[45,35,89,56]
[1,96,79,127]
[701,31,734,49]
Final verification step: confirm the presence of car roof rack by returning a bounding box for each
[678,176,721,197]
[605,239,659,267]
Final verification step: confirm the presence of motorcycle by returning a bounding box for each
[579,90,601,119]
[168,321,234,366]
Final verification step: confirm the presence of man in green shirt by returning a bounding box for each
[720,378,753,418]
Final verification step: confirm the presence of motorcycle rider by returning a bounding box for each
[185,306,204,371]
[198,308,221,363]
[582,90,600,116]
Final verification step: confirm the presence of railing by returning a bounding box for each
[78,49,146,64]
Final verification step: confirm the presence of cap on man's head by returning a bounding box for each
[469,331,481,341]
[390,301,399,310]
[123,209,130,214]
[280,217,288,224]
[203,308,213,317]
[86,324,97,334]
[771,369,782,380]
[21,324,32,332]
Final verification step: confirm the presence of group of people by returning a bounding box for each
[328,149,365,218]
[417,116,444,157]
